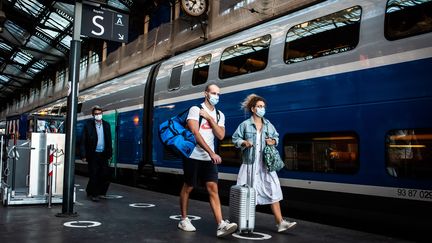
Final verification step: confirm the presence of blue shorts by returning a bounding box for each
[183,158,218,187]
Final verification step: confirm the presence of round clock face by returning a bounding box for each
[181,0,207,17]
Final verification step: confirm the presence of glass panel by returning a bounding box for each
[0,42,13,52]
[13,0,44,17]
[284,6,361,64]
[386,129,432,179]
[192,54,212,86]
[28,68,41,76]
[5,21,29,40]
[219,34,271,79]
[36,26,60,39]
[108,0,130,11]
[385,0,432,40]
[33,60,48,69]
[46,11,71,31]
[0,75,10,82]
[54,2,74,17]
[27,36,50,50]
[169,65,183,91]
[12,51,33,66]
[284,132,359,174]
[90,52,100,63]
[60,35,72,48]
[80,56,89,70]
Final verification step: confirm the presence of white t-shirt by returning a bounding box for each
[187,102,225,161]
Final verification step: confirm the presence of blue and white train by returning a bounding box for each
[62,0,432,235]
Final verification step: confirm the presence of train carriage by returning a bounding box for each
[33,0,432,237]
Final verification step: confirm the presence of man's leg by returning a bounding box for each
[100,158,111,196]
[180,183,193,219]
[86,159,99,201]
[206,181,223,224]
[178,183,197,232]
[94,155,104,196]
[207,181,238,237]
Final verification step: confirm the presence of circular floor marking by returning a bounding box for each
[100,195,123,199]
[129,203,156,208]
[169,215,201,221]
[232,232,272,240]
[63,221,101,228]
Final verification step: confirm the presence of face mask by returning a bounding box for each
[94,114,103,121]
[208,94,219,106]
[255,107,266,118]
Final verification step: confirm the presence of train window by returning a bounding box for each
[283,132,359,174]
[168,65,183,91]
[385,0,432,40]
[218,136,242,167]
[386,129,432,179]
[192,54,212,86]
[219,34,271,79]
[284,6,361,64]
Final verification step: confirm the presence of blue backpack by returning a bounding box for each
[158,104,220,158]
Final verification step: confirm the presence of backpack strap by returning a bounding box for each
[196,104,220,128]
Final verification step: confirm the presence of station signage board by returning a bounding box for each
[81,4,129,43]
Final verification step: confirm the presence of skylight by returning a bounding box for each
[36,26,60,39]
[12,51,33,66]
[46,11,71,31]
[13,0,44,18]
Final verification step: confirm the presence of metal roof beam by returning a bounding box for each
[2,73,33,81]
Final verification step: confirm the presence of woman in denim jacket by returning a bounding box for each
[232,94,297,232]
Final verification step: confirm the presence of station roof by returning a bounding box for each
[0,0,140,110]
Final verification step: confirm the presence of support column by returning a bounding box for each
[57,0,82,217]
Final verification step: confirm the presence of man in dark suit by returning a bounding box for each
[80,106,113,202]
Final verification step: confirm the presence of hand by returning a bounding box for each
[265,138,276,146]
[82,158,86,162]
[242,140,253,148]
[199,109,213,122]
[210,152,222,164]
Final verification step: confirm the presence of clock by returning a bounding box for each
[181,0,208,17]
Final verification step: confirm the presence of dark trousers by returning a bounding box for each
[86,153,111,197]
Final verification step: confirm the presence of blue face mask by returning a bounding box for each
[256,107,266,118]
[209,94,219,106]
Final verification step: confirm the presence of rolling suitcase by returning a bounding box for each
[229,164,256,233]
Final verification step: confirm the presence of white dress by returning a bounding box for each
[236,130,283,205]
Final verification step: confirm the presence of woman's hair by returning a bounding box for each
[241,94,266,113]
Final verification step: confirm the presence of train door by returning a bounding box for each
[117,110,143,167]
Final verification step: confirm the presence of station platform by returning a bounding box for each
[0,176,412,243]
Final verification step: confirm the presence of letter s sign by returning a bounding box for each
[91,16,104,36]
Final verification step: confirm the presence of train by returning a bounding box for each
[8,0,432,239]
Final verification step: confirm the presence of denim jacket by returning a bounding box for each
[232,117,279,165]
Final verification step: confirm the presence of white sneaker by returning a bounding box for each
[178,218,196,232]
[277,219,297,232]
[216,220,238,237]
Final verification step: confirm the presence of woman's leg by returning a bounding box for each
[271,201,283,224]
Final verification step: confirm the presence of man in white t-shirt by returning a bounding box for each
[178,84,238,237]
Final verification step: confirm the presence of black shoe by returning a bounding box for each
[91,196,100,202]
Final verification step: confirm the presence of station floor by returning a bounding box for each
[0,176,413,243]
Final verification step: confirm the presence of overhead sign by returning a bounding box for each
[81,4,129,43]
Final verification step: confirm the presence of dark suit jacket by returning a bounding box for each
[80,119,113,161]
